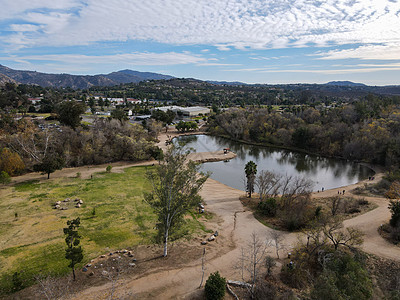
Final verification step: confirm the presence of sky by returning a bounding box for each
[0,0,399,85]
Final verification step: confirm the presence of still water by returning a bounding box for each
[175,135,374,192]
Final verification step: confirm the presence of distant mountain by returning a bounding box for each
[0,65,174,89]
[0,73,16,86]
[326,81,367,87]
[207,80,247,86]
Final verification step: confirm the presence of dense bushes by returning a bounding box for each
[3,118,160,172]
[310,252,372,300]
[257,197,277,217]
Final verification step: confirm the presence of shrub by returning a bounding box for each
[390,226,400,242]
[280,263,309,289]
[106,165,112,173]
[0,171,11,184]
[253,280,277,300]
[358,198,369,206]
[389,200,400,228]
[315,206,322,218]
[348,207,361,214]
[12,272,24,292]
[258,197,277,217]
[205,271,226,300]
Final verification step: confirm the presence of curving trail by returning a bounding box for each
[6,130,399,299]
[72,169,400,299]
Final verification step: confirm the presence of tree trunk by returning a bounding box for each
[47,172,50,179]
[163,228,169,257]
[72,267,76,281]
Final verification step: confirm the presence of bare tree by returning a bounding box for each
[8,129,56,165]
[322,217,364,250]
[269,231,284,259]
[281,174,314,208]
[302,220,327,259]
[256,170,282,201]
[35,274,72,300]
[330,196,342,216]
[237,232,270,298]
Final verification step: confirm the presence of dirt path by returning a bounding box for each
[310,172,400,261]
[72,178,300,299]
[70,168,400,299]
[6,131,399,299]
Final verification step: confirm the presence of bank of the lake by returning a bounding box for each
[175,134,375,192]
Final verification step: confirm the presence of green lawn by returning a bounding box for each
[0,166,209,294]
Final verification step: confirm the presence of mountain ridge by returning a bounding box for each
[0,65,174,89]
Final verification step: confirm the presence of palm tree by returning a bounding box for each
[245,161,257,198]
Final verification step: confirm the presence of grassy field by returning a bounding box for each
[0,166,210,294]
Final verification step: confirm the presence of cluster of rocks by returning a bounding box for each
[198,203,205,214]
[81,249,137,274]
[52,198,83,210]
[201,231,218,245]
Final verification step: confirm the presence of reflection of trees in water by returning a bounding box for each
[175,135,199,148]
[276,152,319,174]
[248,145,274,161]
[344,164,373,181]
[176,135,373,185]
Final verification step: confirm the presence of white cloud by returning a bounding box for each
[0,52,207,71]
[315,43,400,60]
[1,0,400,55]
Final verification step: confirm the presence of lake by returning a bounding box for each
[174,134,374,192]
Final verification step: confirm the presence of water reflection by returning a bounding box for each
[174,135,374,191]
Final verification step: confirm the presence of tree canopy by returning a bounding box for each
[245,160,257,198]
[57,101,86,129]
[144,146,209,256]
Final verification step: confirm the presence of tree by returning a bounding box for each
[57,101,85,129]
[151,109,176,125]
[245,161,257,198]
[256,170,281,200]
[237,233,269,298]
[311,252,372,300]
[33,152,65,179]
[386,181,400,228]
[144,146,209,257]
[389,200,400,228]
[0,148,25,176]
[269,231,284,259]
[63,218,83,281]
[176,121,198,132]
[265,255,276,276]
[110,108,128,123]
[322,217,364,250]
[205,271,226,300]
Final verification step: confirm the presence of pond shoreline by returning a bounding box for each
[174,133,377,192]
[206,132,383,174]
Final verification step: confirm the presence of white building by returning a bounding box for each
[180,106,210,116]
[155,106,210,116]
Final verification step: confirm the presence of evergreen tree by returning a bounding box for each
[63,218,83,280]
